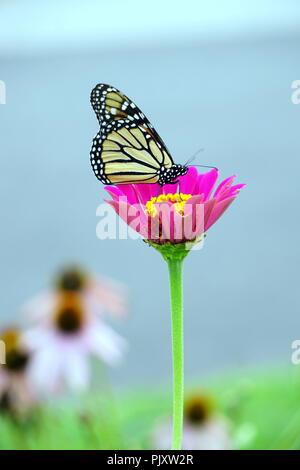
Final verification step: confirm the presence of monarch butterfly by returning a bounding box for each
[90,84,188,186]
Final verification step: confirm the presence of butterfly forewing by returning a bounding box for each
[90,84,186,185]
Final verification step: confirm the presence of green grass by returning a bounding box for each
[0,367,300,450]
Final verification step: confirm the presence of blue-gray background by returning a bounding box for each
[0,0,299,385]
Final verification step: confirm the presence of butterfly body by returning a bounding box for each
[90,84,188,186]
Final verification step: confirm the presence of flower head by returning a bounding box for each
[105,166,245,245]
[0,328,36,416]
[1,329,29,373]
[22,267,128,394]
[184,394,213,426]
[54,292,85,334]
[153,392,232,450]
[22,266,127,322]
[56,267,87,292]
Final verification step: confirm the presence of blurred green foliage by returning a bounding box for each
[0,368,299,450]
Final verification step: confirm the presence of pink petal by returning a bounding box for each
[224,183,246,199]
[133,183,159,205]
[205,196,235,231]
[196,168,219,200]
[183,196,205,239]
[21,290,57,322]
[115,184,140,204]
[203,198,217,229]
[213,175,236,198]
[107,200,149,238]
[87,277,127,318]
[85,320,127,365]
[179,166,199,194]
[162,183,179,195]
[104,186,124,201]
[63,349,90,391]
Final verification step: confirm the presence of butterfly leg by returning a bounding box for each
[168,179,181,197]
[164,179,180,187]
[154,184,162,201]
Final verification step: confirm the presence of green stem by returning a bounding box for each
[144,239,199,450]
[167,258,184,450]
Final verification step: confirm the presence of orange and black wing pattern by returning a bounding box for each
[90,84,187,185]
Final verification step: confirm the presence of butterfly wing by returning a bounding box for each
[90,84,174,185]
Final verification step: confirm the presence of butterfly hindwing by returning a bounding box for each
[90,84,186,185]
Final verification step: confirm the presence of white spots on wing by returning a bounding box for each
[91,84,178,186]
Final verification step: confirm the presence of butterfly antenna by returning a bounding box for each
[184,148,218,171]
[183,148,204,166]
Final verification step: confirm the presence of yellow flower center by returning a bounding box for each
[54,293,84,334]
[56,267,87,292]
[184,395,213,426]
[1,330,20,352]
[0,329,29,372]
[145,193,192,217]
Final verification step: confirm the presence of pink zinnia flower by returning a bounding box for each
[105,167,245,244]
[100,165,245,450]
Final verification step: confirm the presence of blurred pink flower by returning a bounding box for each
[153,394,232,450]
[0,329,37,416]
[22,267,127,322]
[105,167,245,244]
[22,270,127,394]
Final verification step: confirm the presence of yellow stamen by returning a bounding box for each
[145,193,192,217]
